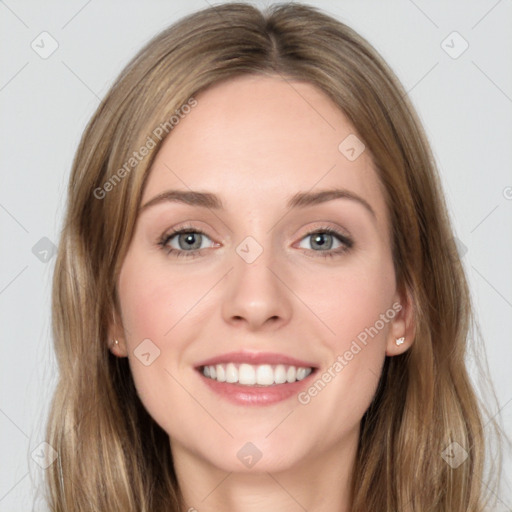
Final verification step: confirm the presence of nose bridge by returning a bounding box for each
[221,231,292,329]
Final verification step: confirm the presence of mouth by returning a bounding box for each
[194,351,319,405]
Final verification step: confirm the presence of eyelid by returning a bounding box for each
[159,221,220,244]
[294,222,352,242]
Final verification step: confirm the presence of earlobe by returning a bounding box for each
[109,338,128,357]
[385,287,416,356]
[386,335,410,356]
[108,307,128,357]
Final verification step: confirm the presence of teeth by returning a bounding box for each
[274,364,287,384]
[239,363,256,385]
[286,366,296,383]
[226,363,237,383]
[201,363,313,386]
[256,364,274,385]
[215,364,226,382]
[296,367,307,380]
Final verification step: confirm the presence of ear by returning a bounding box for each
[385,286,416,356]
[108,307,128,358]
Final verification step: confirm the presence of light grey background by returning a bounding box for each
[1,0,511,510]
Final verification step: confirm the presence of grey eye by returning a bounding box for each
[167,231,213,251]
[298,232,343,251]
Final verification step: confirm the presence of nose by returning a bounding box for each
[221,242,293,332]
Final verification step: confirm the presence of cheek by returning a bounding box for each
[118,251,203,345]
[297,255,396,350]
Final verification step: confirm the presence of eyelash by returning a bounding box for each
[157,223,354,260]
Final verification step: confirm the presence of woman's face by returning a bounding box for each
[113,74,412,474]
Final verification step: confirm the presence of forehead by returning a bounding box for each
[142,74,387,227]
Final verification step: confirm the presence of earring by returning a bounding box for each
[111,339,119,347]
[395,337,405,346]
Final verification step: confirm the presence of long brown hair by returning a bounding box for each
[45,2,505,510]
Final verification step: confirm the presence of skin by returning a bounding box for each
[110,74,415,512]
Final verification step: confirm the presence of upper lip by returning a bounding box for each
[195,350,318,369]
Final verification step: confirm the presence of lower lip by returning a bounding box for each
[197,369,317,406]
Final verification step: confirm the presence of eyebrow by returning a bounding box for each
[139,188,376,219]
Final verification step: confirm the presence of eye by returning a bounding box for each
[157,225,216,259]
[296,227,353,258]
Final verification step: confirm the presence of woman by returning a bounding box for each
[45,2,505,511]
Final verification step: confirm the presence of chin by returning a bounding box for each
[194,433,311,474]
